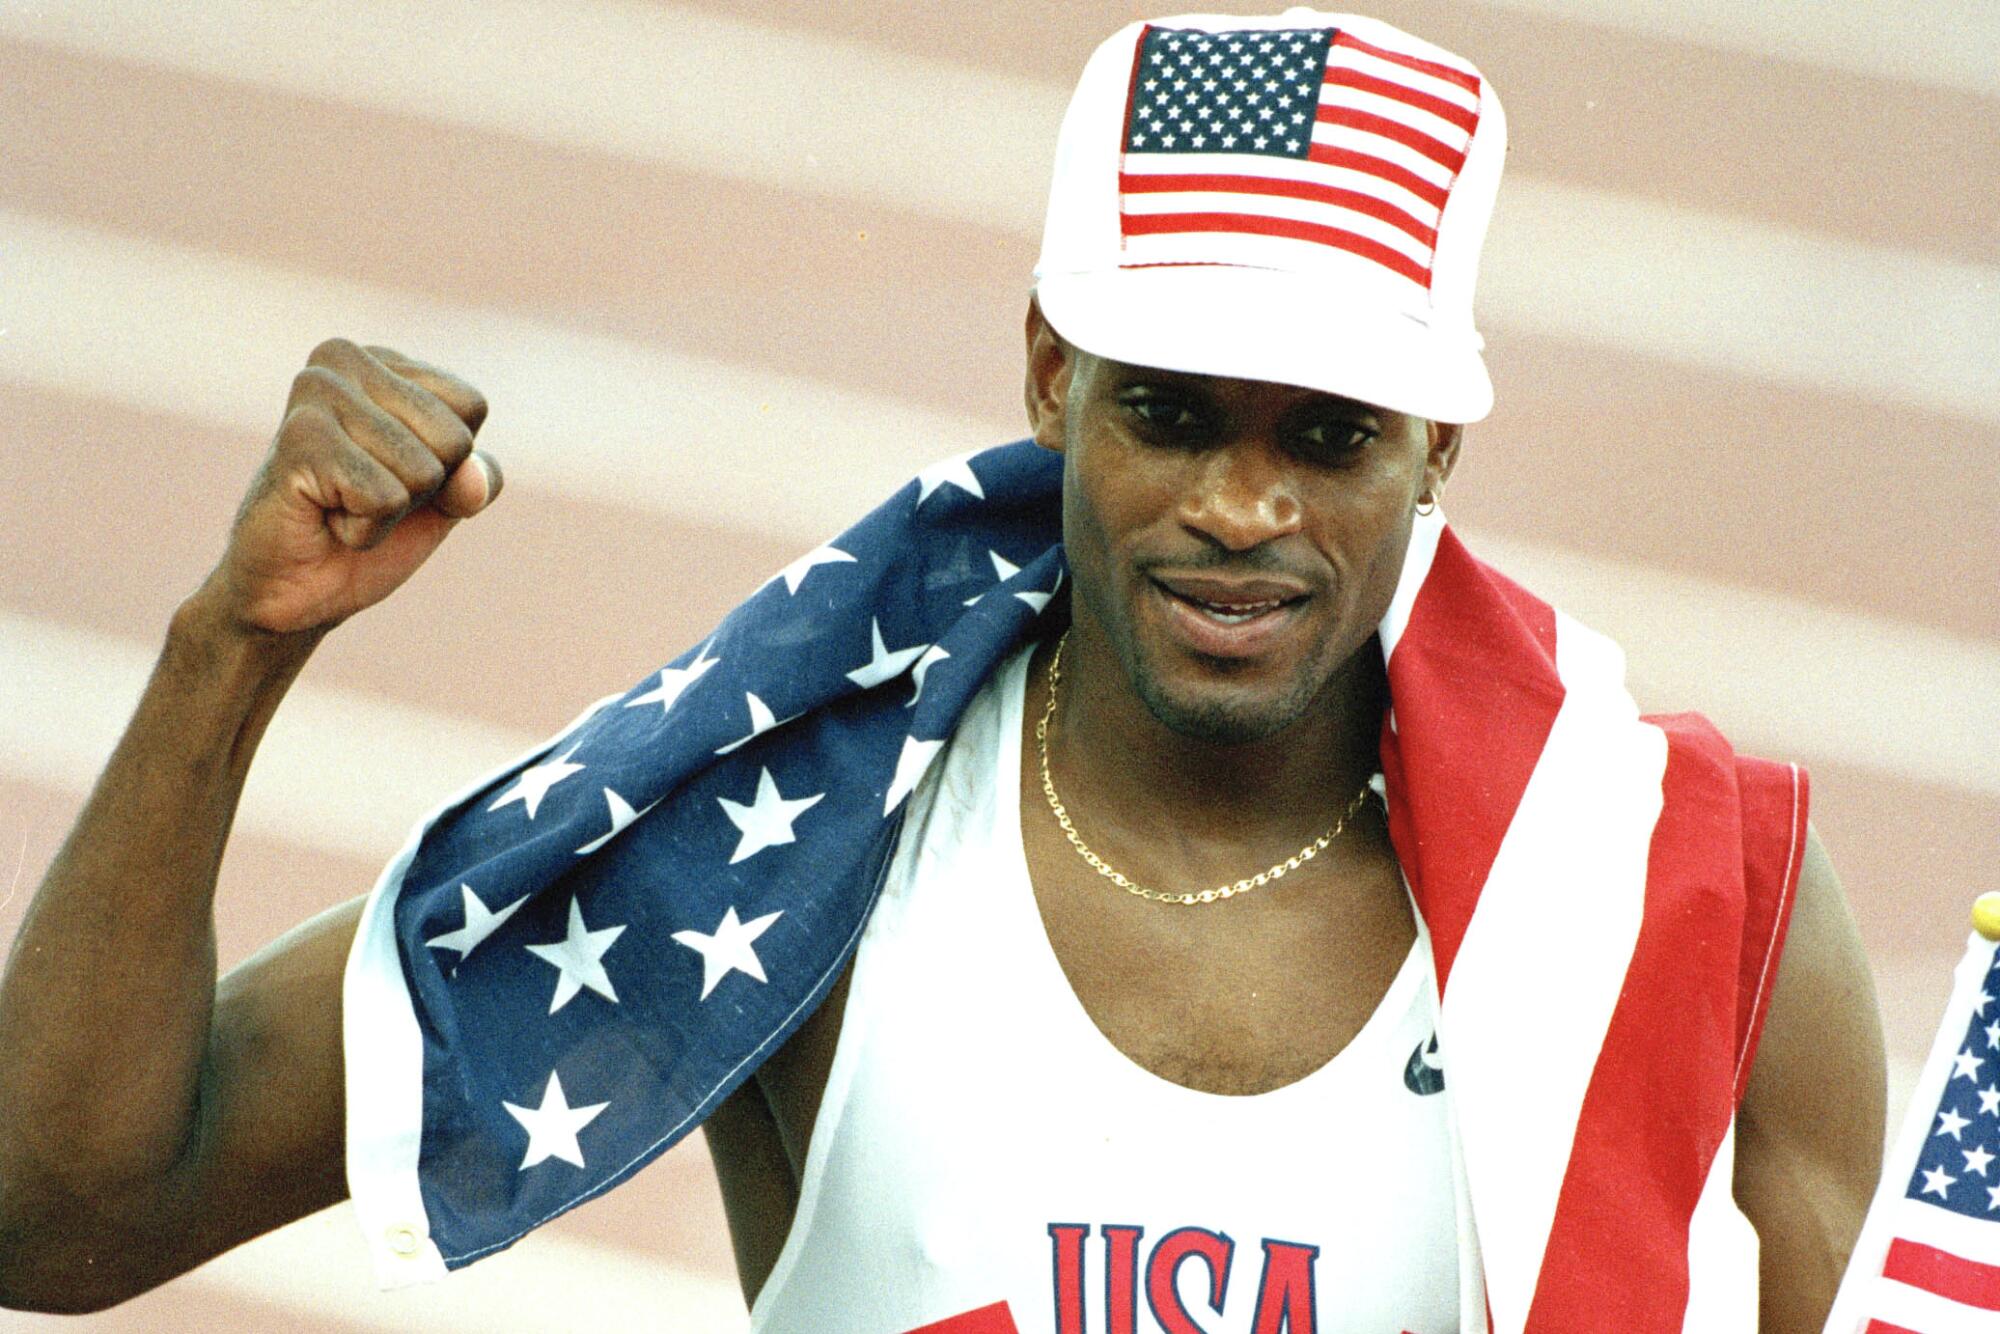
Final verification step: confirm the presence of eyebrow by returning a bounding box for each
[1128,375,1380,417]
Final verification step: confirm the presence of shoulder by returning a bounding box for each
[1737,828,1883,1147]
[1732,827,1887,1329]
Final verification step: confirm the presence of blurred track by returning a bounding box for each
[2,2,1995,1328]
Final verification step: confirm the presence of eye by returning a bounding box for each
[1119,387,1208,436]
[1295,418,1378,459]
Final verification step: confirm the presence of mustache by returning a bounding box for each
[1137,547,1322,583]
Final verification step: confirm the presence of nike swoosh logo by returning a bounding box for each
[1403,1033,1445,1095]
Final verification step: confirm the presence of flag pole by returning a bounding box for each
[1821,892,2000,1334]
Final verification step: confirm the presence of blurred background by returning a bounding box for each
[1,1,1994,1328]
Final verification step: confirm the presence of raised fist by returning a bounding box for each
[196,339,502,638]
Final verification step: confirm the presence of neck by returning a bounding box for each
[1045,613,1387,849]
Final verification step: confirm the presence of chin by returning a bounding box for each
[1130,657,1328,746]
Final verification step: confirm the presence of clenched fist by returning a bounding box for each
[194,339,502,639]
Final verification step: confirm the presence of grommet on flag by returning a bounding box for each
[1972,891,2000,942]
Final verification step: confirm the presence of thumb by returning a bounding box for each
[434,450,503,519]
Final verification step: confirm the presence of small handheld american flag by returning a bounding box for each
[1823,893,2000,1332]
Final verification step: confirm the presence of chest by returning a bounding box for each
[743,720,1459,1332]
[762,681,1421,1144]
[1018,785,1418,1095]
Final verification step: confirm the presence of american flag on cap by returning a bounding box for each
[1118,21,1483,290]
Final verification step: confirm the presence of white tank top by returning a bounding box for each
[751,649,1460,1334]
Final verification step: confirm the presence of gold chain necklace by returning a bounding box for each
[1035,631,1376,905]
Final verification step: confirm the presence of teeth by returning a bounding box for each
[1188,595,1282,623]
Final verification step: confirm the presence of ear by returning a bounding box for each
[1023,295,1075,453]
[1424,420,1464,501]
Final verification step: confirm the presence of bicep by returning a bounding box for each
[1733,827,1887,1333]
[145,896,363,1290]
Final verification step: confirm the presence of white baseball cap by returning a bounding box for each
[1033,10,1505,424]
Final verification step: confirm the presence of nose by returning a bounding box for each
[1178,438,1304,552]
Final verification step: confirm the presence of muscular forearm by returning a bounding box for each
[0,594,317,1205]
[1,341,494,1312]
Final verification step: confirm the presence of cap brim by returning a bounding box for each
[1036,265,1492,424]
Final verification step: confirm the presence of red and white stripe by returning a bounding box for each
[1844,1207,2000,1331]
[1119,25,1482,288]
[1380,510,1807,1333]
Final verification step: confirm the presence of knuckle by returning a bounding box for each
[408,450,447,494]
[373,409,443,486]
[440,380,489,432]
[306,336,361,368]
[353,464,411,517]
[289,364,342,400]
[435,416,476,464]
[275,400,338,452]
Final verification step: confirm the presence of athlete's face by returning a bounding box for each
[1024,301,1458,745]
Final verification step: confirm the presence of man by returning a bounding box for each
[0,10,1884,1332]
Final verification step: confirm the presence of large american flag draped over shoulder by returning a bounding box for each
[344,443,1068,1282]
[1118,23,1482,289]
[344,440,1804,1333]
[1825,932,2000,1332]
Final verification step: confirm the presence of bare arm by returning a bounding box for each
[0,341,499,1312]
[1734,827,1887,1332]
